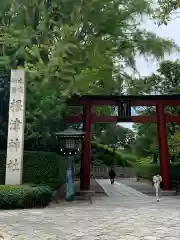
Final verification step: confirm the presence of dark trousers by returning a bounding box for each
[110,177,115,184]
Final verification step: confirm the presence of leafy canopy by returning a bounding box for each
[130,60,180,160]
[0,0,179,143]
[155,0,180,25]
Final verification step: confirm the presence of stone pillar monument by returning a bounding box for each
[5,68,26,185]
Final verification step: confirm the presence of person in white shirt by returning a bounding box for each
[153,174,162,202]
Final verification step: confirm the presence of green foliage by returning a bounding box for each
[0,0,178,145]
[138,156,153,164]
[96,123,135,148]
[130,60,180,160]
[0,1,179,162]
[133,123,158,158]
[91,142,123,166]
[23,151,66,189]
[169,131,180,157]
[0,184,52,209]
[122,153,138,164]
[136,163,160,180]
[136,162,180,187]
[90,142,134,166]
[0,151,66,189]
[129,60,180,95]
[155,0,180,25]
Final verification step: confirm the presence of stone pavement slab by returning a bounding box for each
[118,178,156,195]
[96,179,149,198]
[54,179,106,201]
[0,180,180,239]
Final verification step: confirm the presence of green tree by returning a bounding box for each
[0,0,179,148]
[169,131,180,159]
[97,123,135,148]
[133,123,158,158]
[155,0,180,25]
[130,60,180,160]
[129,60,180,95]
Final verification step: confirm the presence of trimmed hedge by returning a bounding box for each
[23,151,66,189]
[0,184,52,209]
[0,151,66,189]
[136,163,180,187]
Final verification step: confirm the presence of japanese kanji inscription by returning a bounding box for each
[6,69,26,185]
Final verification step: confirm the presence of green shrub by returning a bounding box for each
[138,156,153,164]
[0,184,52,209]
[135,163,160,180]
[91,142,130,166]
[0,151,66,189]
[98,153,115,166]
[113,152,126,166]
[23,151,66,189]
[135,163,180,187]
[74,142,136,166]
[122,154,137,164]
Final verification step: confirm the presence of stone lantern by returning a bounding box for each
[55,127,85,201]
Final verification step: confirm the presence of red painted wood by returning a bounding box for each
[165,115,180,122]
[64,114,180,123]
[132,100,180,107]
[92,116,156,123]
[156,104,171,190]
[80,104,92,191]
[67,99,180,106]
[66,95,180,192]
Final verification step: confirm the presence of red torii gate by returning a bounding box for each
[65,94,180,191]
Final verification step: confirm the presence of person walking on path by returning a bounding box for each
[153,173,162,202]
[109,167,116,184]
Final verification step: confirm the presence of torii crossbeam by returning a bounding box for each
[64,94,180,191]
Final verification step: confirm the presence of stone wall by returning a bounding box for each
[74,165,136,179]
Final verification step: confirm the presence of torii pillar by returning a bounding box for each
[156,103,171,190]
[80,103,92,190]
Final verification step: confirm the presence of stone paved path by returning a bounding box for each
[118,178,155,195]
[96,179,150,198]
[1,179,180,239]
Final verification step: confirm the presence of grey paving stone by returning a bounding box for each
[0,180,180,239]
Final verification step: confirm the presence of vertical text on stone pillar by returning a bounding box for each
[5,69,26,185]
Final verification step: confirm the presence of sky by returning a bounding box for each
[119,17,180,130]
